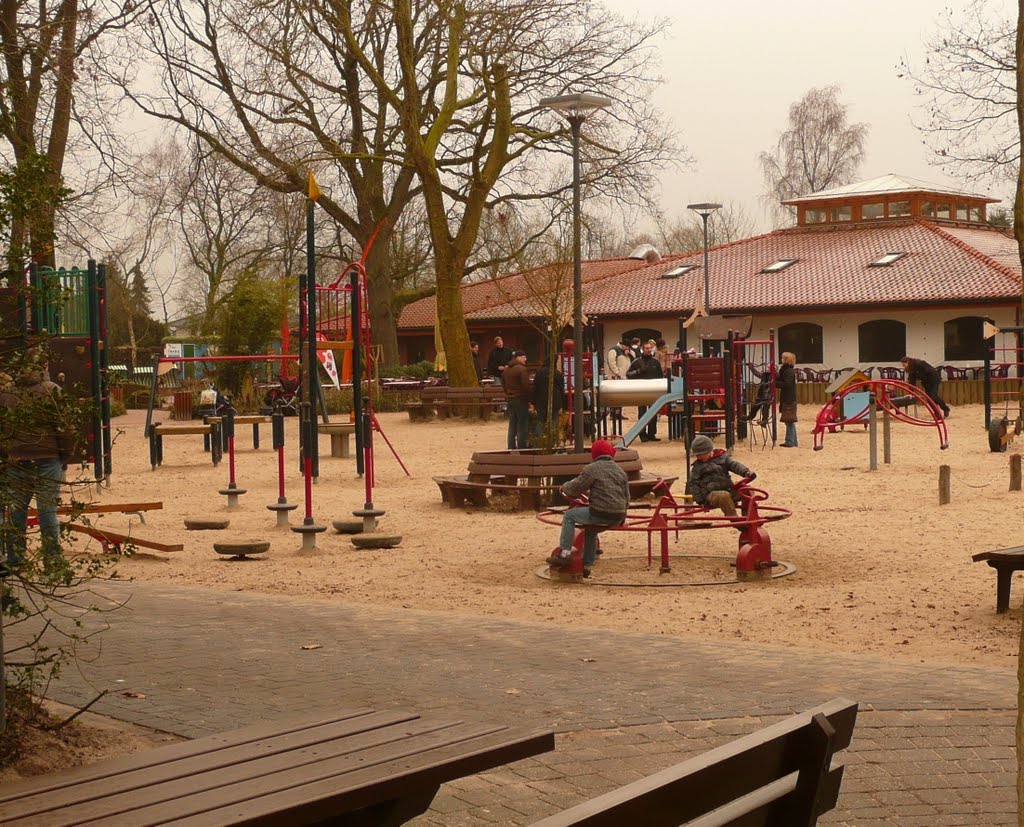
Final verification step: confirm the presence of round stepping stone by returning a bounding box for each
[350,533,403,550]
[332,519,366,534]
[185,518,230,531]
[214,541,270,559]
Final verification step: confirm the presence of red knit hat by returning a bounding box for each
[591,439,616,459]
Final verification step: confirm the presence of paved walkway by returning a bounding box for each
[12,580,1017,825]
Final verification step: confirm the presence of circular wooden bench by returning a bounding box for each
[432,448,677,511]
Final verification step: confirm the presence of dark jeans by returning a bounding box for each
[637,405,658,440]
[4,457,63,565]
[506,398,530,449]
[923,379,950,416]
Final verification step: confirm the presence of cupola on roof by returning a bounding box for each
[782,173,999,228]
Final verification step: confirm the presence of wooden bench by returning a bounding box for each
[205,414,271,450]
[317,422,356,458]
[30,501,164,525]
[148,421,222,470]
[972,545,1024,613]
[433,449,678,511]
[0,707,554,826]
[531,698,857,827]
[407,385,507,421]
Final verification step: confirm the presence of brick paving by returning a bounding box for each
[12,580,1017,825]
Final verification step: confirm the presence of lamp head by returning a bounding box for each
[686,202,723,219]
[540,93,613,120]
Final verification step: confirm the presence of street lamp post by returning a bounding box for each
[687,202,722,313]
[541,92,612,453]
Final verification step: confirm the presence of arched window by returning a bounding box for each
[623,327,661,345]
[778,322,823,364]
[858,319,906,362]
[944,316,988,360]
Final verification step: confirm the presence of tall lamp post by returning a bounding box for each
[687,202,722,314]
[541,92,612,453]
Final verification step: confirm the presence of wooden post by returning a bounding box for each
[1010,454,1022,492]
[882,408,892,465]
[939,464,951,505]
[868,394,877,471]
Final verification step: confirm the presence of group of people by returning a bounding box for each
[472,336,567,451]
[547,349,957,570]
[605,336,674,442]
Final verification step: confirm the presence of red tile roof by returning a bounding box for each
[398,220,1022,328]
[398,256,662,329]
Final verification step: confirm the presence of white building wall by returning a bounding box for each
[600,304,1019,371]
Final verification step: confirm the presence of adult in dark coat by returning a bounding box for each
[470,342,483,382]
[532,362,565,439]
[626,342,665,441]
[901,357,950,418]
[775,352,799,447]
[486,336,514,384]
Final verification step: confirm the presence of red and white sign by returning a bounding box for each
[316,333,341,389]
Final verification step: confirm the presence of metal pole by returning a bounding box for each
[702,214,710,311]
[306,201,320,480]
[571,115,584,453]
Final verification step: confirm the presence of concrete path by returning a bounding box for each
[12,580,1017,825]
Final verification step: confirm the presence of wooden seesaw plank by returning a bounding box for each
[30,502,164,517]
[62,523,183,553]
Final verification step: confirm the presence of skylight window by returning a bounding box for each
[761,258,798,274]
[869,252,906,267]
[660,264,697,279]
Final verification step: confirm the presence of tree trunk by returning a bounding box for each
[363,241,399,367]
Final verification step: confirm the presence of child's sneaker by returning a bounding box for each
[546,550,573,568]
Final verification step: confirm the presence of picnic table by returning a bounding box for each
[0,707,554,826]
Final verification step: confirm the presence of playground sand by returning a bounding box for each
[68,405,1022,669]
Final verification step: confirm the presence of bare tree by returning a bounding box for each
[333,0,680,385]
[655,203,754,254]
[0,0,141,266]
[119,0,679,380]
[174,145,275,333]
[759,85,869,226]
[899,1,1017,184]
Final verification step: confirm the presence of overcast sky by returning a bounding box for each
[599,0,1016,232]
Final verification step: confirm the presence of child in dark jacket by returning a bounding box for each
[685,434,755,517]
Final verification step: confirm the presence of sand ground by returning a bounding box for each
[51,403,1021,671]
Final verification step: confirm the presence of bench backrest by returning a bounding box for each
[468,449,643,480]
[530,698,857,827]
[421,385,506,403]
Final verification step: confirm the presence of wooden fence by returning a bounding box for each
[792,379,1021,407]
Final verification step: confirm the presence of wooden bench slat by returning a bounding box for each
[0,710,384,802]
[971,545,1024,562]
[63,523,184,553]
[29,502,164,517]
[171,727,554,827]
[154,426,211,436]
[13,716,471,825]
[39,723,541,827]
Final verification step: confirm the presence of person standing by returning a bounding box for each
[0,351,69,571]
[532,361,565,441]
[775,351,799,447]
[901,356,950,418]
[655,338,672,377]
[503,350,531,449]
[604,337,632,380]
[626,342,664,441]
[470,342,483,382]
[486,336,513,384]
